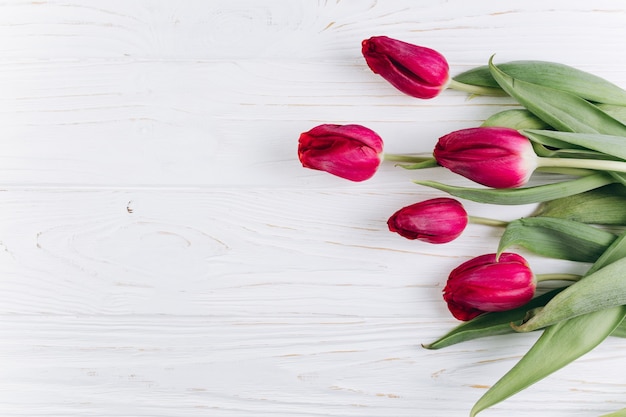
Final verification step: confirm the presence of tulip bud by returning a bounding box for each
[387,198,468,244]
[443,253,536,321]
[298,124,383,182]
[433,127,538,188]
[361,36,449,99]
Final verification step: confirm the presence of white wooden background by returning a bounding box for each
[1,1,625,416]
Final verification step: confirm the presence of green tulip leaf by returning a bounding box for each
[532,142,615,161]
[414,173,615,205]
[454,60,626,105]
[523,130,626,161]
[497,217,616,262]
[533,184,626,225]
[471,232,626,416]
[598,104,626,124]
[525,133,598,152]
[610,172,626,186]
[481,109,551,130]
[471,306,626,417]
[611,323,626,339]
[482,104,626,132]
[489,58,626,136]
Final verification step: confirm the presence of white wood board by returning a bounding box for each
[1,1,625,416]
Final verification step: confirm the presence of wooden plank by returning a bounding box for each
[3,59,621,187]
[0,59,518,186]
[0,0,625,65]
[0,188,538,316]
[1,1,626,416]
[0,315,624,416]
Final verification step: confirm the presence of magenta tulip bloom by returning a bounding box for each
[362,36,449,99]
[298,124,383,182]
[387,198,468,244]
[443,253,536,321]
[433,127,538,188]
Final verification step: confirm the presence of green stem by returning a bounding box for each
[467,215,508,227]
[535,273,582,283]
[537,156,626,174]
[383,153,433,163]
[447,79,508,96]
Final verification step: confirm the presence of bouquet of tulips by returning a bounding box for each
[297,35,626,416]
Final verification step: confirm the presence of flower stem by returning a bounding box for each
[447,79,508,96]
[536,156,626,174]
[383,153,433,163]
[535,273,582,283]
[467,216,509,227]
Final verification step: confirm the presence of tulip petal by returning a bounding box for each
[443,253,534,321]
[298,124,383,181]
[387,198,467,243]
[433,127,537,188]
[362,36,449,99]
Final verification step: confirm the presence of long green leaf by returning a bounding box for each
[610,172,626,186]
[489,58,626,135]
[532,184,626,225]
[471,232,626,416]
[414,173,615,205]
[532,142,617,160]
[523,130,626,161]
[481,109,550,130]
[586,232,626,276]
[611,323,626,338]
[482,105,626,128]
[454,60,626,105]
[497,217,616,262]
[598,104,626,124]
[470,306,626,417]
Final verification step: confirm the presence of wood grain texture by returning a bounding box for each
[1,1,625,416]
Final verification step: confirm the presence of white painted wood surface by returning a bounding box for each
[1,1,625,416]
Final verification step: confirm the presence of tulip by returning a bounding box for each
[433,127,538,188]
[298,124,383,182]
[387,198,468,244]
[362,36,449,99]
[443,253,536,321]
